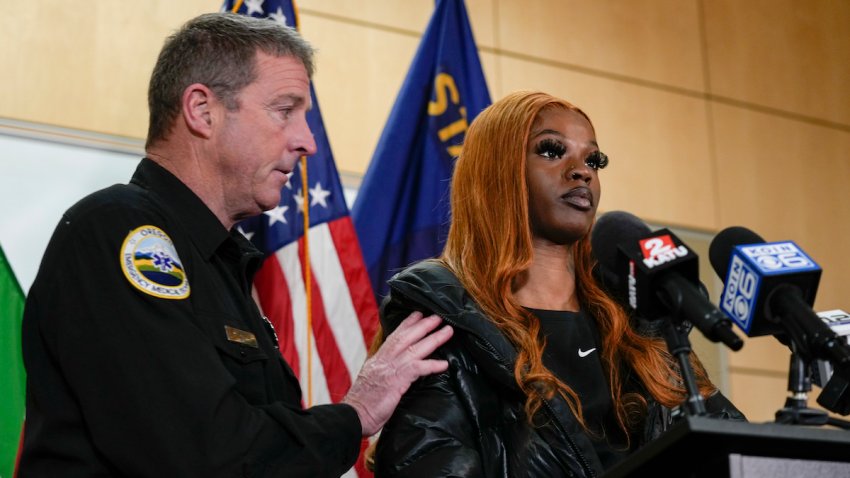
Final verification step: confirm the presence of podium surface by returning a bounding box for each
[603,416,850,477]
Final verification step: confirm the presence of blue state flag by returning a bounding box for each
[352,0,491,299]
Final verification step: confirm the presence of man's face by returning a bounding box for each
[214,51,316,222]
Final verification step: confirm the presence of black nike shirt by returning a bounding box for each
[529,308,630,470]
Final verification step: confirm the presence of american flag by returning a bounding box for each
[221,1,379,476]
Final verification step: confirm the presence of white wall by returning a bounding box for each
[0,130,140,292]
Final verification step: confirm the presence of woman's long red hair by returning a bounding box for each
[440,91,715,437]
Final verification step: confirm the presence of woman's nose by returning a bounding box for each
[565,161,592,183]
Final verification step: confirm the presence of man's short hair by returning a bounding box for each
[146,12,315,148]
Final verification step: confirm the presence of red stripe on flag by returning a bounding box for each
[254,255,299,376]
[14,420,24,478]
[298,237,352,402]
[327,217,379,346]
[355,438,373,478]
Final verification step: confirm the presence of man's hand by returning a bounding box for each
[342,312,453,436]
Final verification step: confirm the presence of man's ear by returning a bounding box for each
[181,83,217,139]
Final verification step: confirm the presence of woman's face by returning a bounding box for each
[525,107,605,245]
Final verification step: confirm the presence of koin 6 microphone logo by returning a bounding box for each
[639,235,688,268]
[720,254,759,332]
[740,242,817,273]
[720,241,819,333]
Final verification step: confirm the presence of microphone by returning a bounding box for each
[709,226,850,414]
[591,211,743,350]
[813,309,850,387]
[709,226,820,338]
[709,226,839,350]
[812,310,850,415]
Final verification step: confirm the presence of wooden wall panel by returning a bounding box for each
[728,335,790,374]
[299,15,420,175]
[297,0,434,34]
[298,0,497,47]
[0,1,212,138]
[728,371,789,423]
[496,0,706,92]
[712,103,850,311]
[703,0,850,127]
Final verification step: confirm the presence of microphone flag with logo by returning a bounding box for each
[813,309,850,387]
[710,227,821,337]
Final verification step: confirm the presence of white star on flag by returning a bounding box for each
[244,0,265,16]
[264,204,289,226]
[293,188,306,213]
[236,226,255,241]
[268,7,287,25]
[309,181,331,208]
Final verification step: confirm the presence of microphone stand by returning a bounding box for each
[774,343,850,430]
[662,318,706,417]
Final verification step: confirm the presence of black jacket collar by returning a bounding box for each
[129,158,264,279]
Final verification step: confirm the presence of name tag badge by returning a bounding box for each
[224,325,258,348]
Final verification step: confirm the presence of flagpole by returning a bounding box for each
[299,155,313,407]
[291,0,301,28]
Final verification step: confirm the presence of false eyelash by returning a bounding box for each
[585,151,609,170]
[535,138,567,159]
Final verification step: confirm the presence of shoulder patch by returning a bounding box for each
[120,225,190,299]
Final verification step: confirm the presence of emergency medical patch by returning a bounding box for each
[120,225,190,299]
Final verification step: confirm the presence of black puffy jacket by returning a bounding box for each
[374,261,744,477]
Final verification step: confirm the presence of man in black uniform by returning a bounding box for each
[19,13,453,477]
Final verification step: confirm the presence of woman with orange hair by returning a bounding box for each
[371,91,743,477]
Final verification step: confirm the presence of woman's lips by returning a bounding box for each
[561,187,593,210]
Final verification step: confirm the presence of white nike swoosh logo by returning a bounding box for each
[578,347,597,358]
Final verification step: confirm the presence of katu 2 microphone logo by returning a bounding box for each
[638,234,689,268]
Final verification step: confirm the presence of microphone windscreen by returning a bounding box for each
[708,226,765,280]
[591,211,652,269]
[591,211,652,298]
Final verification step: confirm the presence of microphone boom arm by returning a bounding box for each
[657,273,744,351]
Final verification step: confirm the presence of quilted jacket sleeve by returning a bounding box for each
[373,294,486,478]
[373,362,486,478]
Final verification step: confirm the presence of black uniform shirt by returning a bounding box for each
[20,158,360,477]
